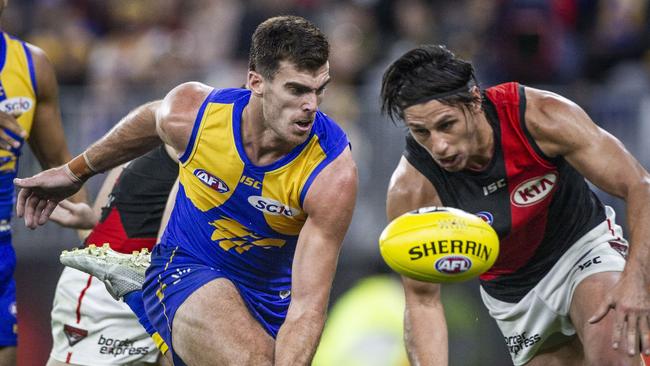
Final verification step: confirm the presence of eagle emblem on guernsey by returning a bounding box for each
[209,217,286,254]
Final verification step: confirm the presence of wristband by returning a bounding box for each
[67,152,97,182]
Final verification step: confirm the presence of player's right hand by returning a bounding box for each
[14,165,85,229]
[0,110,26,151]
[50,199,98,230]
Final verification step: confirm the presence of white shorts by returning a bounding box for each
[480,206,628,365]
[50,267,159,365]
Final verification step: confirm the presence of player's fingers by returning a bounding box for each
[15,187,30,217]
[612,310,626,350]
[589,300,613,324]
[23,193,39,229]
[33,198,48,227]
[626,313,639,356]
[56,199,74,210]
[38,200,58,226]
[640,316,650,356]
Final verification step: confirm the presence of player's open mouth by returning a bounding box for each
[294,119,313,131]
[438,155,459,167]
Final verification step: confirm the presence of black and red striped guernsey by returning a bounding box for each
[84,145,178,254]
[404,82,606,302]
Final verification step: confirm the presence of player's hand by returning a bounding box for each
[0,110,26,151]
[589,269,650,357]
[49,199,98,230]
[14,165,84,229]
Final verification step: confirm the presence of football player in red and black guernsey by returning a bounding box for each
[381,44,650,366]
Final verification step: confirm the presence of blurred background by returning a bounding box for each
[4,0,650,364]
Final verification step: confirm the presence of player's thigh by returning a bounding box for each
[524,336,582,366]
[172,277,273,366]
[570,271,640,366]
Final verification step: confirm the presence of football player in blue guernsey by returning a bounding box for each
[381,45,650,365]
[14,15,357,366]
[0,0,87,364]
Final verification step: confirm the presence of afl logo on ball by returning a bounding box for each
[194,169,229,193]
[511,172,558,207]
[475,211,494,225]
[435,256,472,274]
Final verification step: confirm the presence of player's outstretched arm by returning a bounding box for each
[15,82,211,229]
[274,148,357,366]
[387,156,448,366]
[524,87,650,356]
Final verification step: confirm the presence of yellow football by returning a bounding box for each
[379,206,499,283]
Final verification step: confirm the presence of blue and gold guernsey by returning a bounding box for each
[0,31,38,346]
[143,88,349,363]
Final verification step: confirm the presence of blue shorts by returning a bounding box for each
[142,242,290,365]
[0,243,17,346]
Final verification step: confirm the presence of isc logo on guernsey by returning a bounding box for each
[248,196,301,217]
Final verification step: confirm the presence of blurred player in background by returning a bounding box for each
[14,15,357,366]
[381,44,650,365]
[0,1,87,364]
[47,143,177,366]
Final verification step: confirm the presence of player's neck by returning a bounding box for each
[466,113,494,172]
[241,100,294,166]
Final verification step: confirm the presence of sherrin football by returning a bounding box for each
[379,206,499,283]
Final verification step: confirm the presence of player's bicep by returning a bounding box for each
[292,149,357,304]
[526,88,649,199]
[387,156,441,221]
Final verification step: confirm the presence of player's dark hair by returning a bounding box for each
[249,16,329,80]
[381,44,480,123]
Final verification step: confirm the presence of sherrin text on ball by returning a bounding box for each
[379,206,499,282]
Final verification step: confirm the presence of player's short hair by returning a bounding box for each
[249,15,329,80]
[381,44,480,123]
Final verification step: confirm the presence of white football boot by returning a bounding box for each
[60,244,150,300]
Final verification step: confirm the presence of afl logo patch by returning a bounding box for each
[194,169,229,193]
[248,196,301,217]
[475,211,493,225]
[435,256,472,274]
[0,97,34,115]
[511,172,558,207]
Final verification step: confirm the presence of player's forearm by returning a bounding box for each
[81,101,162,178]
[404,302,449,366]
[274,306,326,365]
[623,180,650,279]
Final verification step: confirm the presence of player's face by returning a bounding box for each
[404,99,482,172]
[260,61,330,146]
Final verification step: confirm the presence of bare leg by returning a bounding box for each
[171,278,274,366]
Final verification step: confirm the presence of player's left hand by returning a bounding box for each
[50,199,98,230]
[589,268,650,357]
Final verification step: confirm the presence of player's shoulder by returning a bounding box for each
[387,156,438,220]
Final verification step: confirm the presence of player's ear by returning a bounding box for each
[247,71,264,97]
[469,86,482,113]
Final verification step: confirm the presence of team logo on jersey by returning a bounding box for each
[194,169,229,193]
[248,196,301,217]
[510,172,558,207]
[475,211,494,225]
[210,217,286,254]
[0,97,33,115]
[63,324,88,346]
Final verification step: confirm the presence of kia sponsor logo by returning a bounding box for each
[435,256,472,274]
[0,97,33,114]
[194,169,229,193]
[510,173,557,207]
[248,196,301,217]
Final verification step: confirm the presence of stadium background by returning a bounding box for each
[3,0,649,364]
